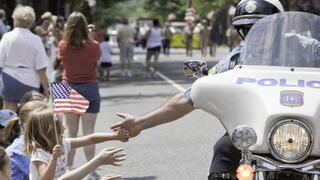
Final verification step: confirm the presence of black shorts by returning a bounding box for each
[100,62,112,68]
[147,46,161,52]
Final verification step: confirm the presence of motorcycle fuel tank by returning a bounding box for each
[191,65,320,155]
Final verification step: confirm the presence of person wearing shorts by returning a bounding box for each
[0,6,49,112]
[57,11,101,179]
[144,19,162,78]
[117,19,135,77]
[99,34,113,81]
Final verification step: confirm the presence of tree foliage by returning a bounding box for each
[140,0,242,21]
[69,0,243,28]
[142,0,185,22]
[64,0,128,26]
[93,0,139,28]
[192,0,240,18]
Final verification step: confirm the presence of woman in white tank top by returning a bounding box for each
[144,19,162,78]
[146,28,162,49]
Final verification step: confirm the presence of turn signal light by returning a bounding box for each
[236,164,254,180]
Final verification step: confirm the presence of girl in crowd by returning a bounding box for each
[57,11,101,179]
[5,101,47,180]
[24,105,127,180]
[20,90,45,106]
[0,147,11,180]
[1,146,123,180]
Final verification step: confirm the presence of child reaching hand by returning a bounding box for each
[24,105,128,180]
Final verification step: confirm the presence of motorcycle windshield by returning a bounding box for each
[240,12,320,68]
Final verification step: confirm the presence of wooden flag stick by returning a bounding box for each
[53,113,60,145]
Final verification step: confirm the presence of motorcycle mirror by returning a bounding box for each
[183,60,208,78]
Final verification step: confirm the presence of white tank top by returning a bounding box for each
[146,28,162,48]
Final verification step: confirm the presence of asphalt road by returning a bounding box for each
[72,47,230,180]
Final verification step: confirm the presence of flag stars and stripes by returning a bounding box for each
[51,82,89,115]
[52,82,71,99]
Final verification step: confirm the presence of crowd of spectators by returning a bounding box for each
[0,5,125,180]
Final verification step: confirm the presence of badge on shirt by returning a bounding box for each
[245,1,257,13]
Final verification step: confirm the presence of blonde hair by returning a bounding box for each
[2,101,48,145]
[19,101,48,127]
[63,11,89,48]
[0,147,9,171]
[12,5,35,28]
[24,105,61,155]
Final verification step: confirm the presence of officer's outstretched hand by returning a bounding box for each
[111,112,142,139]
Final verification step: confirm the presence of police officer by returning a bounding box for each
[111,1,284,180]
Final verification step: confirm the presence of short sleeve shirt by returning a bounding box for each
[215,43,245,73]
[58,41,101,83]
[117,25,135,44]
[29,139,71,180]
[0,27,48,87]
[100,41,112,63]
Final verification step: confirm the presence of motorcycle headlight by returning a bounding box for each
[268,119,313,163]
[232,126,257,150]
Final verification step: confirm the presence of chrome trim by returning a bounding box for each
[232,125,257,150]
[254,171,265,180]
[267,119,313,163]
[251,155,320,175]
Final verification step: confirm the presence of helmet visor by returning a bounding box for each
[232,14,266,26]
[232,18,260,26]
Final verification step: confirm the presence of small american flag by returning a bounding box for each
[51,82,89,114]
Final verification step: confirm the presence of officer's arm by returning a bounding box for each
[112,91,196,138]
[136,92,195,130]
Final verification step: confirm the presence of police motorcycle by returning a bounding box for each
[184,11,320,180]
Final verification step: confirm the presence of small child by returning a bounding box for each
[99,34,113,81]
[5,101,47,180]
[1,144,124,180]
[24,105,129,180]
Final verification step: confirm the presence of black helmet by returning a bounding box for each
[232,0,284,39]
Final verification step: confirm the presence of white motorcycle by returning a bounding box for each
[184,12,320,180]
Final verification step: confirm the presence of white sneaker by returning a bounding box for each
[127,70,132,77]
[87,171,101,180]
